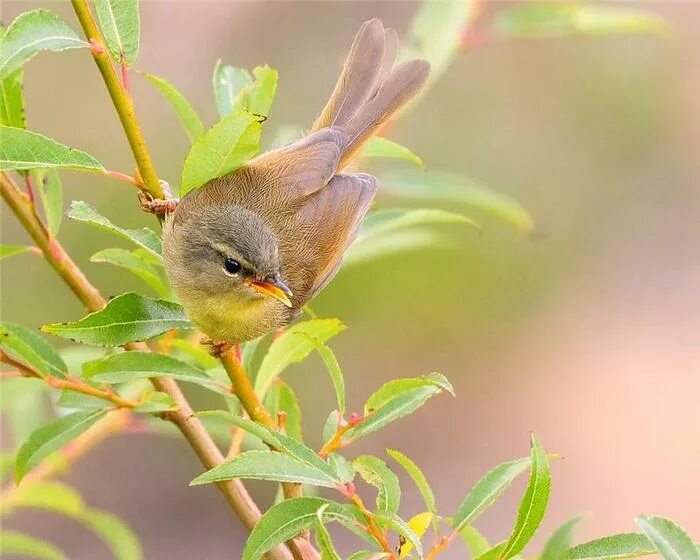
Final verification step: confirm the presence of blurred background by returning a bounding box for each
[1,1,699,558]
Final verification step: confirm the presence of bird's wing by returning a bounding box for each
[284,172,377,300]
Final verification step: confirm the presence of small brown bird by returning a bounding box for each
[163,19,429,343]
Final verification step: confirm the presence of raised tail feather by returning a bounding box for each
[311,18,430,169]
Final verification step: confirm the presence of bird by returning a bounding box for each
[162,19,430,344]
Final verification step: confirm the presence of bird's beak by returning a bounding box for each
[249,277,293,308]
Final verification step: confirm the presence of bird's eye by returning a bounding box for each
[223,258,242,275]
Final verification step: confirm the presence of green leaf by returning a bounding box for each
[56,389,111,410]
[492,3,670,39]
[212,61,253,118]
[327,453,355,485]
[379,170,533,233]
[0,9,86,79]
[42,292,190,346]
[322,410,341,446]
[315,504,342,560]
[0,126,103,171]
[541,517,582,560]
[67,201,162,259]
[93,0,140,66]
[374,512,423,558]
[15,409,107,481]
[635,516,700,560]
[345,373,453,440]
[242,497,357,560]
[476,542,507,560]
[3,481,84,516]
[452,457,531,531]
[0,531,67,560]
[133,391,175,413]
[0,321,67,377]
[35,169,63,236]
[255,318,346,399]
[180,111,263,195]
[80,508,143,560]
[345,208,480,266]
[353,455,401,514]
[348,553,391,560]
[247,65,278,117]
[499,435,552,559]
[0,451,16,483]
[303,335,345,414]
[90,248,168,297]
[0,64,26,128]
[361,137,425,169]
[84,351,215,388]
[569,533,658,560]
[0,245,29,259]
[386,449,437,529]
[0,378,51,444]
[264,380,303,442]
[144,73,204,142]
[457,524,491,558]
[170,338,219,370]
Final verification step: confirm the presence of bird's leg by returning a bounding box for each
[201,337,233,357]
[139,180,180,215]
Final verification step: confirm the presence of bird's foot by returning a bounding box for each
[201,338,233,357]
[139,180,179,215]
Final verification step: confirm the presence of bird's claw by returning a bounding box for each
[201,338,232,357]
[139,180,179,215]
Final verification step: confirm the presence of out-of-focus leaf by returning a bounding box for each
[0,451,16,483]
[361,137,425,169]
[180,111,263,195]
[0,126,103,171]
[255,318,345,398]
[0,321,67,377]
[401,0,475,86]
[0,10,86,79]
[315,504,342,560]
[452,457,531,531]
[191,449,341,487]
[569,533,658,559]
[380,170,533,233]
[3,481,84,515]
[374,512,423,558]
[354,455,401,514]
[493,3,671,39]
[499,435,551,558]
[68,201,162,259]
[212,61,253,118]
[348,553,391,560]
[322,410,341,446]
[541,517,582,560]
[458,524,491,557]
[0,53,25,128]
[345,208,480,266]
[15,409,107,481]
[242,497,359,560]
[345,373,453,441]
[0,378,50,444]
[401,512,433,558]
[133,391,174,413]
[80,508,142,560]
[387,449,437,532]
[34,169,63,236]
[0,245,29,260]
[90,248,168,297]
[327,453,355,485]
[0,531,67,560]
[93,0,140,66]
[144,73,204,142]
[264,380,303,442]
[42,293,189,346]
[303,335,345,414]
[170,338,219,371]
[635,516,700,560]
[56,390,110,410]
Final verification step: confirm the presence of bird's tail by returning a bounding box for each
[311,19,430,169]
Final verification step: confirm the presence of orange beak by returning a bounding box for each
[249,278,293,308]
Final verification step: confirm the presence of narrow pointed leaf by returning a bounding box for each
[499,435,551,559]
[144,73,204,142]
[375,512,423,558]
[0,9,86,79]
[401,512,433,558]
[304,334,345,414]
[0,245,29,260]
[635,516,700,560]
[180,111,263,194]
[15,409,107,481]
[361,137,425,169]
[569,533,659,560]
[0,126,103,171]
[248,65,278,117]
[0,531,67,560]
[452,457,531,531]
[255,318,345,398]
[93,0,140,66]
[170,338,219,370]
[264,380,303,442]
[387,449,437,516]
[80,508,143,560]
[458,524,491,557]
[541,517,582,560]
[327,453,355,485]
[212,61,253,118]
[68,201,162,258]
[0,63,26,128]
[476,542,507,560]
[316,504,342,560]
[91,248,168,297]
[34,169,63,236]
[354,455,401,514]
[4,481,85,515]
[0,321,67,377]
[42,292,190,346]
[242,498,358,560]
